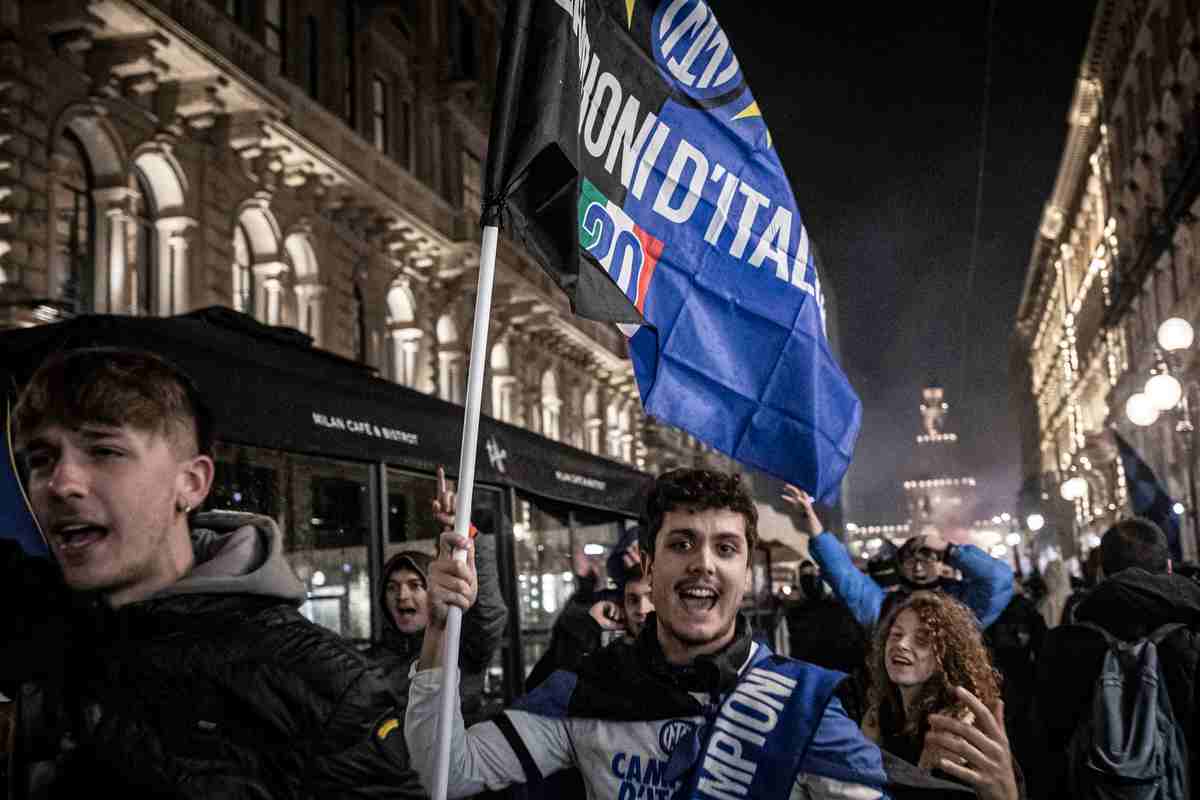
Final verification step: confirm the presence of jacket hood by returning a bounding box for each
[153,511,305,604]
[1076,567,1200,638]
[376,550,433,656]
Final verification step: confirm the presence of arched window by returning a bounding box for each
[606,403,622,458]
[386,278,421,387]
[233,225,254,314]
[541,369,561,441]
[52,128,95,313]
[235,204,285,324]
[131,149,189,316]
[286,232,322,344]
[491,342,515,423]
[584,388,601,454]
[436,314,463,404]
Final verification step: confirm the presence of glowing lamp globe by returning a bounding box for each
[1060,476,1088,501]
[1145,373,1183,411]
[1026,513,1045,532]
[1125,393,1160,427]
[1006,532,1022,546]
[1157,317,1195,352]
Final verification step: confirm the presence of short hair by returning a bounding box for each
[640,469,758,559]
[13,348,213,457]
[1099,517,1170,576]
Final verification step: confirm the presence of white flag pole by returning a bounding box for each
[431,222,499,800]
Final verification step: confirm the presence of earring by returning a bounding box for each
[178,501,192,514]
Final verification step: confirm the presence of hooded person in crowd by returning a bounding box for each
[0,347,426,797]
[783,485,1014,629]
[366,492,508,727]
[1034,517,1200,798]
[405,468,994,799]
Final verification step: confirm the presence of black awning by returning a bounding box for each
[0,308,651,517]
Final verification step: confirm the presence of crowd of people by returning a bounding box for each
[1,346,1199,799]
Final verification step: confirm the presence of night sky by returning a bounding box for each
[712,2,1098,522]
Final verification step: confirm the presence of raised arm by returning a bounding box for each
[407,528,573,797]
[947,543,1014,629]
[783,485,884,628]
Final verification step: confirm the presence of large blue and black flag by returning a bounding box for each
[485,0,861,501]
[2,397,47,557]
[1114,430,1182,560]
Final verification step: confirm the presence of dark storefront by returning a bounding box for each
[0,308,652,709]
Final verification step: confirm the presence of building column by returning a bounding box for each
[92,186,136,314]
[253,260,288,325]
[156,215,196,315]
[387,325,423,386]
[294,280,327,344]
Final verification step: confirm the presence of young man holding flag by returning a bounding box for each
[406,468,1016,799]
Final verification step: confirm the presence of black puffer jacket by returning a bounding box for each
[367,533,508,726]
[1034,568,1200,799]
[4,512,424,799]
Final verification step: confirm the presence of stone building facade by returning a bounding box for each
[1013,0,1200,561]
[0,0,733,478]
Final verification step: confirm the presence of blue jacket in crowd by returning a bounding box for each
[809,532,1014,629]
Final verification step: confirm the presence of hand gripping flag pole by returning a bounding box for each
[431,2,532,798]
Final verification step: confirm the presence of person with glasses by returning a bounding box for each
[782,485,1013,630]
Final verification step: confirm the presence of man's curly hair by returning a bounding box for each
[640,469,758,558]
[866,591,1002,745]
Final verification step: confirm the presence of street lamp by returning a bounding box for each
[1060,475,1088,501]
[1158,317,1195,352]
[1125,317,1199,556]
[1125,393,1160,427]
[1026,513,1045,532]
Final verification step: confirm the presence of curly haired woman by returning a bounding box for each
[862,591,1022,800]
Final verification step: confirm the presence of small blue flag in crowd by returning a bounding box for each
[485,0,861,502]
[1114,430,1182,560]
[2,397,47,556]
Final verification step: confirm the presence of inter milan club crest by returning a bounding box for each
[658,719,696,756]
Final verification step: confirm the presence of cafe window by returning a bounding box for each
[513,497,625,675]
[205,443,373,641]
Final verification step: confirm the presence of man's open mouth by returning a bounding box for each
[54,523,108,552]
[890,653,914,667]
[394,607,418,619]
[677,585,719,613]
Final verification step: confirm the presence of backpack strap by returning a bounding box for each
[1069,620,1120,648]
[1146,622,1188,646]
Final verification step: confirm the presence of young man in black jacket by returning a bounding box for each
[369,507,508,727]
[1034,517,1200,798]
[1,348,426,798]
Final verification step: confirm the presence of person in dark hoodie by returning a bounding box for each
[1033,517,1200,799]
[0,348,424,798]
[368,493,508,726]
[783,484,1014,630]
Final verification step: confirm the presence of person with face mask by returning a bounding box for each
[783,485,1013,630]
[863,592,1022,800]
